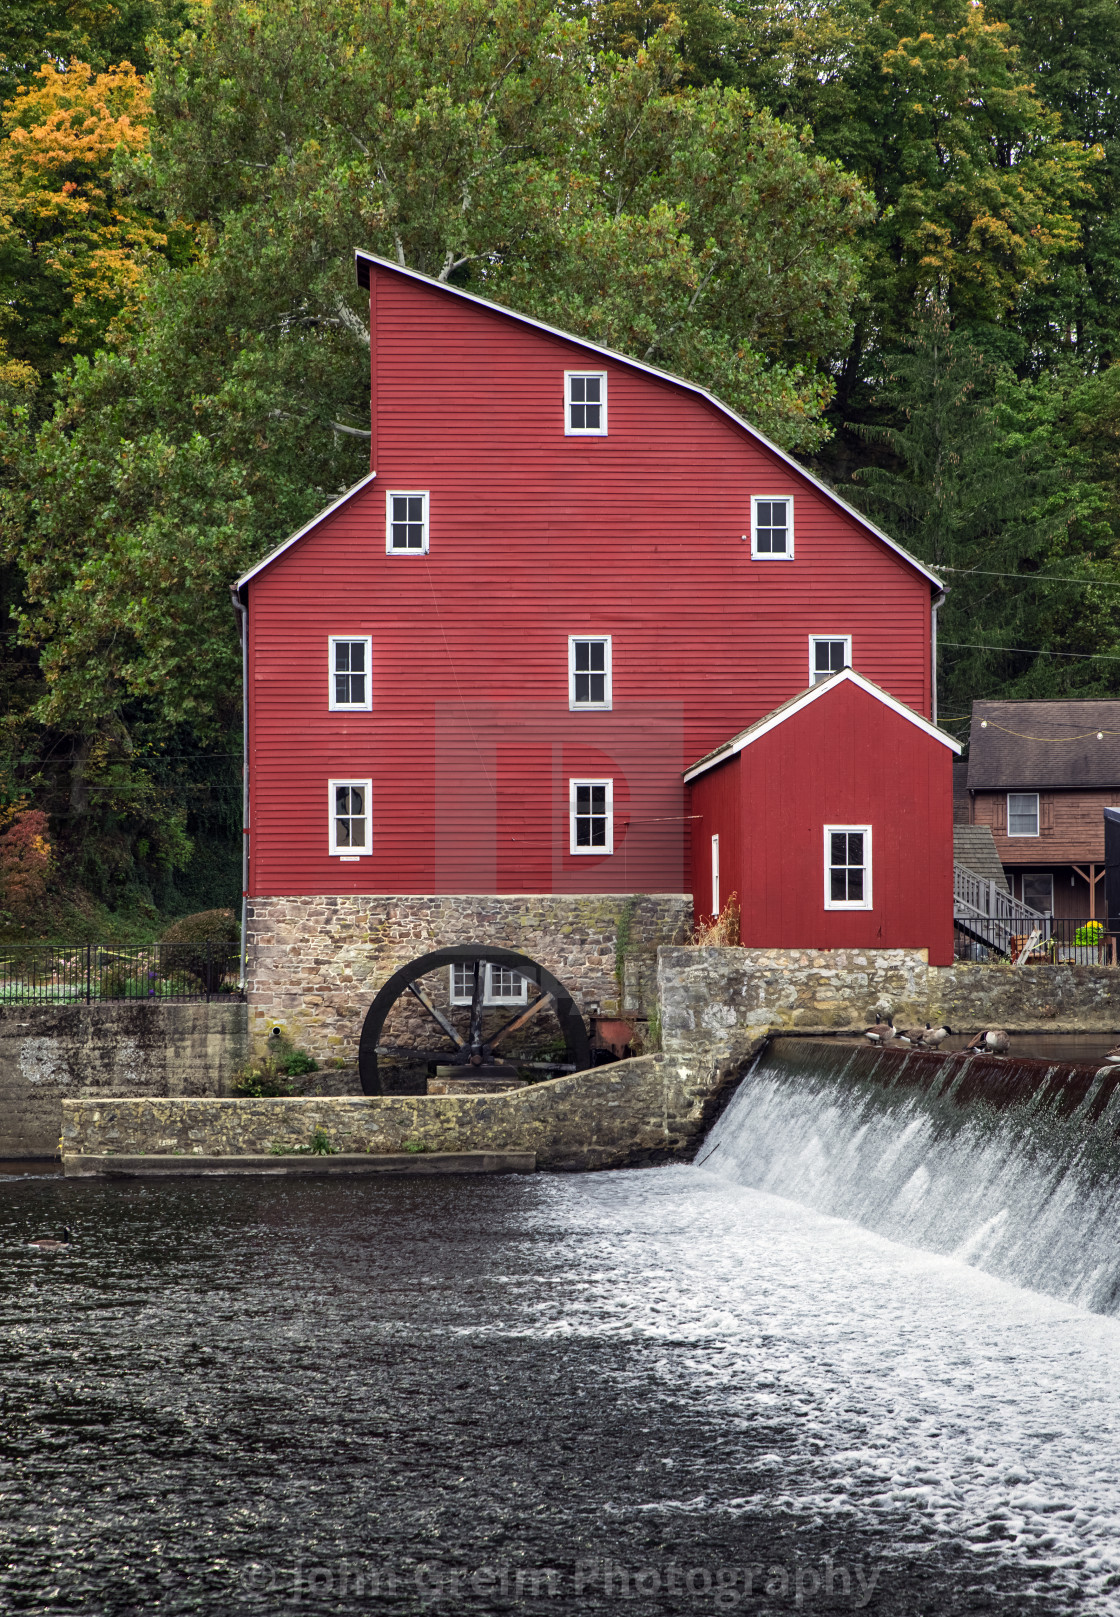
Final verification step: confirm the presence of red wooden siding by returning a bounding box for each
[245,263,936,899]
[689,680,955,964]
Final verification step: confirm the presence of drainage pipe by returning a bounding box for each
[931,588,947,727]
[230,585,249,991]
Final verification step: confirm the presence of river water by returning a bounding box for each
[3,1153,1120,1616]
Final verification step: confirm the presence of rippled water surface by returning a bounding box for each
[1,1166,1118,1614]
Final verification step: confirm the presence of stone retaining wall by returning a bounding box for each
[248,893,691,1063]
[60,1045,756,1172]
[0,1002,248,1158]
[659,946,1119,1061]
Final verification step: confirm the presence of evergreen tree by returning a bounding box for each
[850,303,1120,726]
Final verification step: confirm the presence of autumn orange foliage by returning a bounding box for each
[0,60,168,366]
[0,806,53,916]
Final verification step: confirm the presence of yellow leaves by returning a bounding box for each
[3,61,152,185]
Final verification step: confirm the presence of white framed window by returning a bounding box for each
[1022,873,1054,913]
[449,963,529,1006]
[328,636,372,711]
[751,495,794,559]
[565,371,607,436]
[824,825,871,909]
[570,778,613,854]
[328,779,371,858]
[385,490,429,553]
[809,635,851,685]
[1008,792,1040,837]
[711,833,720,916]
[569,635,612,709]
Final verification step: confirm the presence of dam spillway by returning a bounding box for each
[699,1036,1120,1314]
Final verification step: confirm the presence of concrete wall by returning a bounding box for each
[60,1045,755,1172]
[659,946,1119,1062]
[0,1003,248,1158]
[247,893,692,1062]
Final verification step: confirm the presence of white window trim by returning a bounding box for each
[569,777,614,855]
[449,964,529,1007]
[564,370,608,436]
[568,634,613,711]
[385,490,429,554]
[711,833,720,916]
[750,494,795,560]
[328,778,372,857]
[824,824,872,910]
[1007,791,1040,837]
[328,635,373,712]
[808,634,852,685]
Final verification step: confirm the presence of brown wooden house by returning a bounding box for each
[965,700,1120,921]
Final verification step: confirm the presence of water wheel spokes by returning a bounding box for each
[358,946,591,1095]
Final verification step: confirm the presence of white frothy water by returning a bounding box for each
[504,1167,1120,1613]
[698,1039,1120,1313]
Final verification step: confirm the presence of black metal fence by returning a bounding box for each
[0,944,243,1004]
[954,918,1115,967]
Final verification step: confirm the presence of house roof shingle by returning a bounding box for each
[953,825,1009,892]
[967,700,1120,790]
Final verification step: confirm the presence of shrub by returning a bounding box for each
[1074,921,1104,946]
[0,806,52,918]
[161,908,240,991]
[229,1033,318,1097]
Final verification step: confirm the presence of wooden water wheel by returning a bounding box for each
[357,945,591,1095]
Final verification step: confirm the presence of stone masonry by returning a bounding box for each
[0,1002,248,1158]
[247,893,692,1063]
[659,945,1120,1063]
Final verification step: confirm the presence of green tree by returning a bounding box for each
[849,304,1120,720]
[986,0,1120,368]
[1,0,875,773]
[722,0,1097,395]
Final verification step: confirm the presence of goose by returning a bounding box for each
[965,1029,1010,1055]
[920,1024,953,1048]
[28,1227,72,1251]
[1100,1045,1120,1065]
[864,1015,896,1045]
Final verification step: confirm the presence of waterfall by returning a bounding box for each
[699,1037,1120,1314]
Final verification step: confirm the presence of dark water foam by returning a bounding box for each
[701,1037,1120,1313]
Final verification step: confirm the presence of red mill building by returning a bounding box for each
[233,251,957,1075]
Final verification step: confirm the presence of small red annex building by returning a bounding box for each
[686,670,959,963]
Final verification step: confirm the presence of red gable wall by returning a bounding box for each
[245,264,935,899]
[689,679,955,963]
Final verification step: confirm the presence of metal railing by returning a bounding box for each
[0,944,243,1004]
[955,917,1114,966]
[953,865,1050,957]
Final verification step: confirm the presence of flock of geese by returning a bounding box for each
[863,1017,1011,1054]
[865,1020,1120,1063]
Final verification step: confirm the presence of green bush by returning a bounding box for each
[161,908,240,990]
[1074,921,1104,946]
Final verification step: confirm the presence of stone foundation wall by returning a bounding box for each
[0,1003,248,1158]
[60,1045,755,1172]
[659,946,1120,1061]
[248,893,691,1063]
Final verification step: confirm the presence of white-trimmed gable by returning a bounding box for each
[683,669,961,784]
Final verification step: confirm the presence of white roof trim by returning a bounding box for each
[234,470,378,593]
[683,668,961,783]
[355,249,944,592]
